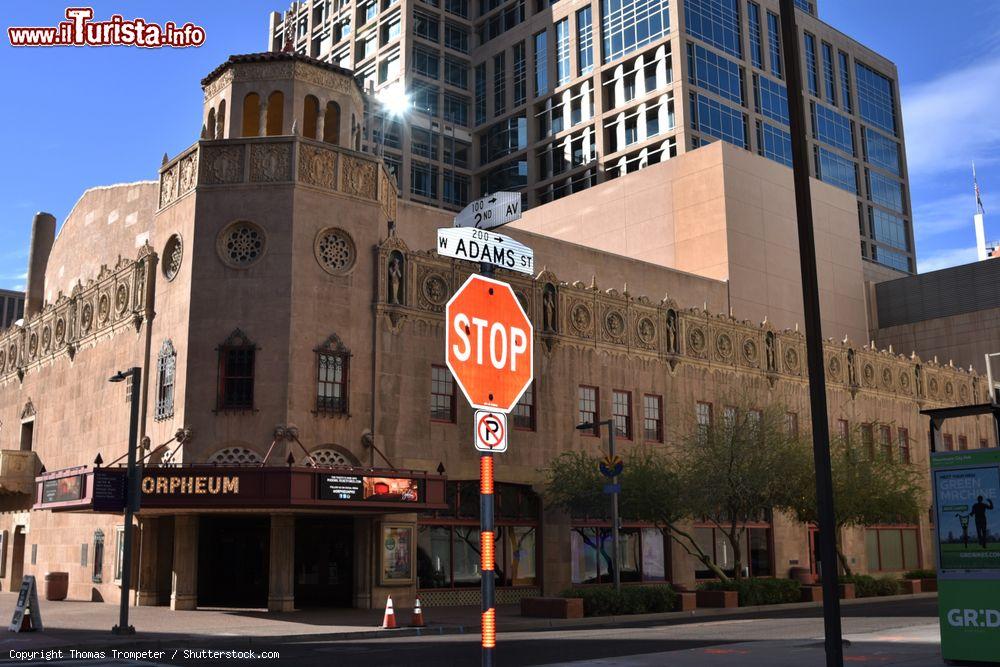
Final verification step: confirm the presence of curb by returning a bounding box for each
[9,592,938,650]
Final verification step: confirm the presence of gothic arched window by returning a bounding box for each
[316,333,350,415]
[155,339,177,421]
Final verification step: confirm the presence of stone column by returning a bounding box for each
[171,514,198,610]
[541,502,571,595]
[268,514,295,612]
[316,109,326,142]
[353,517,372,609]
[136,517,159,606]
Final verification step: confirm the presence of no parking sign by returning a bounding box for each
[474,410,507,453]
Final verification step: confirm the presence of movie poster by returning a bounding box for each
[935,464,1000,572]
[380,524,414,585]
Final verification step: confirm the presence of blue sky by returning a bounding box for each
[0,0,998,290]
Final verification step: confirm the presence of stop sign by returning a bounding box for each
[446,274,534,413]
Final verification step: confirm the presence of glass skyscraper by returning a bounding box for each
[269,0,914,274]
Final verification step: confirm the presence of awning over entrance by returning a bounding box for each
[33,464,448,512]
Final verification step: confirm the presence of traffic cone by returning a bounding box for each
[410,598,425,627]
[382,595,397,629]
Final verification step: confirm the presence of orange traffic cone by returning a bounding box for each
[382,595,397,629]
[410,598,425,628]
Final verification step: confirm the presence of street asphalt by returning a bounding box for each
[0,596,952,666]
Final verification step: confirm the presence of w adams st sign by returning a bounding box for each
[437,227,534,275]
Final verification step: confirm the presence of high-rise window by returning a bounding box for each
[445,21,469,52]
[687,43,744,105]
[863,128,901,176]
[822,42,836,104]
[838,51,852,112]
[685,0,740,58]
[155,340,176,421]
[855,61,897,136]
[754,74,788,125]
[443,92,469,125]
[411,161,438,198]
[812,103,854,155]
[867,170,904,213]
[861,423,875,458]
[217,331,256,411]
[413,11,440,41]
[494,52,507,115]
[513,383,536,430]
[879,425,893,459]
[613,390,632,439]
[513,41,527,106]
[556,18,570,86]
[898,427,910,463]
[443,171,470,206]
[766,11,782,79]
[869,207,908,250]
[444,55,469,88]
[577,7,594,75]
[643,394,663,442]
[747,1,762,69]
[431,365,456,422]
[578,386,599,435]
[413,82,439,115]
[413,46,440,79]
[814,146,857,194]
[412,127,439,159]
[690,93,747,149]
[871,246,910,272]
[794,0,814,13]
[803,32,818,96]
[757,121,792,167]
[602,0,671,63]
[534,31,548,95]
[316,344,349,414]
[446,0,469,18]
[475,63,487,125]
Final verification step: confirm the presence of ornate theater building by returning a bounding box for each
[0,53,992,611]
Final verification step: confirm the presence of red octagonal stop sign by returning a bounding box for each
[446,274,534,413]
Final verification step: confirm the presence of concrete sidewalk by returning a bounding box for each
[0,591,938,652]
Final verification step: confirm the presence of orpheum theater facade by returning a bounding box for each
[0,52,993,612]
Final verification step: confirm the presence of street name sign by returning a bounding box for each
[437,227,534,275]
[445,274,534,413]
[453,191,521,230]
[474,410,508,453]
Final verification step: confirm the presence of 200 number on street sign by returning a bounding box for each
[446,274,534,413]
[474,411,507,453]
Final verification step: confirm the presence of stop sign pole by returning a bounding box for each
[444,263,533,667]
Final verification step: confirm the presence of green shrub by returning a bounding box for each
[558,585,678,616]
[698,578,801,607]
[839,574,901,597]
[904,569,937,580]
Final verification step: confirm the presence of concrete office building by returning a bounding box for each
[269,0,915,278]
[0,53,988,612]
[0,290,25,332]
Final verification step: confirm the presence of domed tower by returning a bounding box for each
[200,52,365,150]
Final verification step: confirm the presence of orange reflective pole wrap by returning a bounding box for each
[480,451,495,665]
[481,608,496,648]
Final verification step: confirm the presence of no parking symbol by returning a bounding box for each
[474,410,507,453]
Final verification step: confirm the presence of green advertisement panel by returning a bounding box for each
[933,449,1000,663]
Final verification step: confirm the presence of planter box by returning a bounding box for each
[899,579,922,594]
[917,578,937,593]
[839,583,855,600]
[520,597,583,619]
[675,591,697,612]
[801,585,823,602]
[696,589,738,608]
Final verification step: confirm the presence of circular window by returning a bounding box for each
[163,234,183,281]
[217,221,265,268]
[314,228,356,274]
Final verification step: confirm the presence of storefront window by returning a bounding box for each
[865,526,919,572]
[694,521,773,579]
[453,527,481,587]
[417,526,451,589]
[570,526,669,584]
[642,528,666,581]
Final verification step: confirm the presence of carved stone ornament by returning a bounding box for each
[929,377,939,397]
[636,316,656,345]
[98,293,111,323]
[179,151,198,194]
[299,144,338,190]
[604,310,626,341]
[688,327,707,354]
[159,166,176,208]
[960,383,969,401]
[742,338,758,365]
[201,145,244,185]
[881,367,892,389]
[716,333,733,360]
[571,303,593,335]
[41,326,51,353]
[116,283,129,315]
[945,381,954,398]
[7,345,16,371]
[163,234,183,281]
[342,156,377,199]
[55,318,65,344]
[218,221,266,268]
[420,273,449,309]
[249,142,292,182]
[828,355,841,380]
[899,371,910,391]
[863,362,875,387]
[28,333,38,358]
[0,350,4,371]
[314,228,356,275]
[81,302,94,334]
[784,346,800,373]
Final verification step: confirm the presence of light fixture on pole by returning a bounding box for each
[576,419,620,593]
[108,366,141,635]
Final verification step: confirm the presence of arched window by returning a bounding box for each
[316,333,350,414]
[217,99,227,139]
[303,95,319,139]
[207,447,262,465]
[242,92,260,137]
[323,101,341,144]
[155,339,176,421]
[206,108,216,140]
[300,446,360,467]
[266,91,284,136]
[216,329,256,411]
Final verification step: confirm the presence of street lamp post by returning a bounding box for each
[109,366,141,635]
[576,419,620,592]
